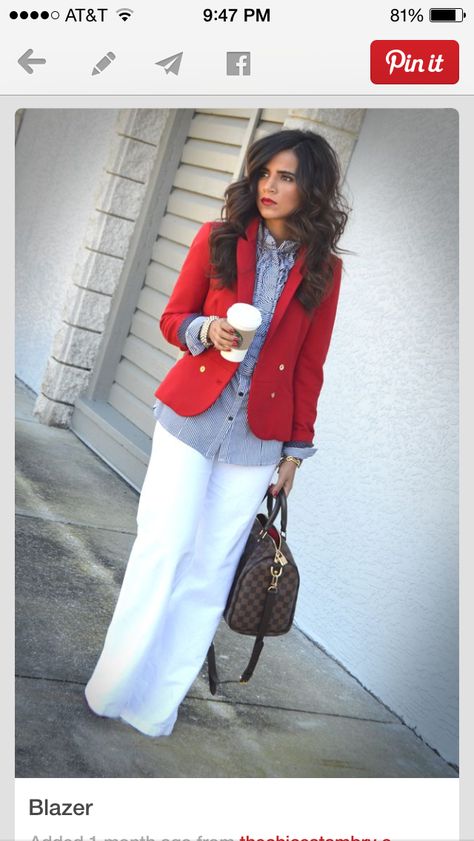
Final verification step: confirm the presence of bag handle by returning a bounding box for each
[263,489,288,538]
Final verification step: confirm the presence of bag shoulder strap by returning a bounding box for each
[239,587,278,683]
[207,585,279,691]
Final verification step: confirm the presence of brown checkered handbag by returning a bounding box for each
[207,490,299,693]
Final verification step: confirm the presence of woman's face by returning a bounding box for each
[256,149,302,227]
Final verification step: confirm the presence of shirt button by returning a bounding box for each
[228,416,234,421]
[279,363,285,371]
[238,391,244,397]
[199,365,206,373]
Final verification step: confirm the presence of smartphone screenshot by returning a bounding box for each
[2,0,470,839]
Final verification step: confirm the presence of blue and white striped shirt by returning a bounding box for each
[154,223,316,465]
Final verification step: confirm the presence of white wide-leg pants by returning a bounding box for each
[85,422,278,737]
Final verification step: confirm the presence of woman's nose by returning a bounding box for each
[265,178,277,192]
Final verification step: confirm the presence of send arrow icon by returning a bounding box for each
[155,52,183,76]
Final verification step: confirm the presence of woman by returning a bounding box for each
[85,128,349,737]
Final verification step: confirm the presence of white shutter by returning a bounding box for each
[107,109,286,439]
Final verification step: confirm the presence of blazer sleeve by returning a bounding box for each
[290,257,342,442]
[159,221,213,351]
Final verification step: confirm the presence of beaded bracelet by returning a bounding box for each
[199,315,220,348]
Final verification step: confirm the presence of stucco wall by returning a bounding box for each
[15,109,118,393]
[292,109,458,765]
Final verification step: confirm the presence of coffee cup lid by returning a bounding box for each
[227,303,262,329]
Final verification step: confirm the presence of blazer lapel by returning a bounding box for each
[264,255,305,346]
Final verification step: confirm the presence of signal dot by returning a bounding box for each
[30,10,39,18]
[20,10,28,18]
[40,9,48,17]
[10,10,18,17]
[51,9,59,18]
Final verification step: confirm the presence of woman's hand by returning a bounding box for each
[207,318,239,353]
[269,459,298,498]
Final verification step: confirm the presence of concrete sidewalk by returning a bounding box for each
[15,379,457,778]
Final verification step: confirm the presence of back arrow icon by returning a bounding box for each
[18,49,47,74]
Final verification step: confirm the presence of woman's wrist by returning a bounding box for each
[271,456,300,497]
[199,315,220,348]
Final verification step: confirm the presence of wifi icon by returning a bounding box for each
[116,7,133,21]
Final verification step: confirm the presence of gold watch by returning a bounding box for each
[279,455,302,468]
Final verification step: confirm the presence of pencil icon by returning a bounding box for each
[92,51,116,76]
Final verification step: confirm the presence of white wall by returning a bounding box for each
[15,109,118,392]
[293,109,458,765]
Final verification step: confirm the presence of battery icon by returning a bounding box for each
[429,8,466,20]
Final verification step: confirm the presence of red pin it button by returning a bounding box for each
[371,40,459,83]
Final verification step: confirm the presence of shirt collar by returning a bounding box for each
[257,221,300,256]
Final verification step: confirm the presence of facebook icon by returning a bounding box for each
[226,52,251,75]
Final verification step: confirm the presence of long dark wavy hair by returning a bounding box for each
[209,129,350,311]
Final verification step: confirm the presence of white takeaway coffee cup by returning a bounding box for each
[220,303,262,362]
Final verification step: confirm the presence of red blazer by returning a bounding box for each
[155,217,342,443]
